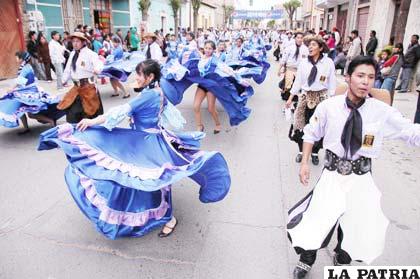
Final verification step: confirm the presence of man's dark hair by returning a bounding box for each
[412,34,419,40]
[347,55,376,76]
[51,30,59,38]
[28,31,36,39]
[371,30,376,36]
[295,32,304,37]
[351,29,359,36]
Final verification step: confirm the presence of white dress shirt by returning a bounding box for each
[48,39,66,64]
[280,43,309,69]
[144,41,163,62]
[290,54,336,96]
[303,94,420,160]
[62,46,104,83]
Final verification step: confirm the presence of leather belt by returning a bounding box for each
[324,150,372,175]
[73,77,94,87]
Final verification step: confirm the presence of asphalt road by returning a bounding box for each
[1,56,419,279]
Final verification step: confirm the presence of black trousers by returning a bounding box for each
[65,94,104,124]
[298,226,352,266]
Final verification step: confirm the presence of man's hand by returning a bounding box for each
[299,163,310,186]
[285,98,293,109]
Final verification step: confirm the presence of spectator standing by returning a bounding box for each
[344,30,362,74]
[130,27,139,51]
[396,34,420,93]
[49,31,66,90]
[381,43,404,105]
[26,31,46,80]
[415,71,420,123]
[37,32,53,82]
[366,30,378,57]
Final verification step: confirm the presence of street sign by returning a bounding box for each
[231,10,284,20]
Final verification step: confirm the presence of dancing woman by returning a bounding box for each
[0,51,64,134]
[38,59,230,239]
[194,41,222,134]
[102,36,131,99]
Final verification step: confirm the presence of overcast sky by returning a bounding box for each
[234,0,283,10]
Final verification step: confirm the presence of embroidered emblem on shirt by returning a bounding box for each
[363,135,375,147]
[319,75,326,82]
[81,61,85,67]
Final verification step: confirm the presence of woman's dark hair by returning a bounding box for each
[308,38,329,54]
[236,37,244,43]
[347,55,376,76]
[112,36,121,44]
[187,32,195,39]
[394,43,404,54]
[36,32,45,44]
[336,45,343,52]
[51,30,59,39]
[204,40,216,50]
[28,31,36,39]
[103,34,110,40]
[15,51,31,63]
[135,59,161,82]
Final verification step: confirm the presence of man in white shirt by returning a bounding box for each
[344,29,362,74]
[143,33,163,63]
[278,32,309,99]
[58,32,104,123]
[288,56,420,279]
[49,31,67,90]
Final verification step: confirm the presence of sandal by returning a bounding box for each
[158,218,178,238]
[213,125,222,134]
[122,94,131,99]
[111,93,119,97]
[197,124,204,132]
[17,129,30,135]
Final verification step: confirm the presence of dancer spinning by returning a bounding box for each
[100,36,132,99]
[38,59,231,239]
[286,35,336,165]
[0,51,64,134]
[194,41,222,134]
[288,56,420,279]
[57,32,104,123]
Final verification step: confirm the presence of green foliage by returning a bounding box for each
[169,0,181,16]
[138,0,151,12]
[267,19,276,28]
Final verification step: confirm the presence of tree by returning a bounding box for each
[283,0,301,30]
[169,0,181,37]
[138,0,151,23]
[267,19,276,29]
[222,4,235,28]
[191,0,201,35]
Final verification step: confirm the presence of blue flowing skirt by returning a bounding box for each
[38,124,231,239]
[0,84,64,128]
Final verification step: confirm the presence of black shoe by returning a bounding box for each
[398,90,408,93]
[395,85,401,90]
[311,154,319,165]
[295,154,302,163]
[293,262,311,279]
[333,254,350,266]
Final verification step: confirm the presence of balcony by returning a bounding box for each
[316,0,338,9]
[316,0,349,9]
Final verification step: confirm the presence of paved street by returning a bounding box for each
[1,56,419,279]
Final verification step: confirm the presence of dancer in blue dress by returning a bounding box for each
[0,51,64,134]
[161,40,256,127]
[99,36,145,99]
[38,59,231,239]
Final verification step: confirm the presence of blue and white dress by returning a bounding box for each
[99,48,145,82]
[161,55,258,126]
[0,63,64,128]
[38,86,231,239]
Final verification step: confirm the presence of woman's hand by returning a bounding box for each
[76,118,95,131]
